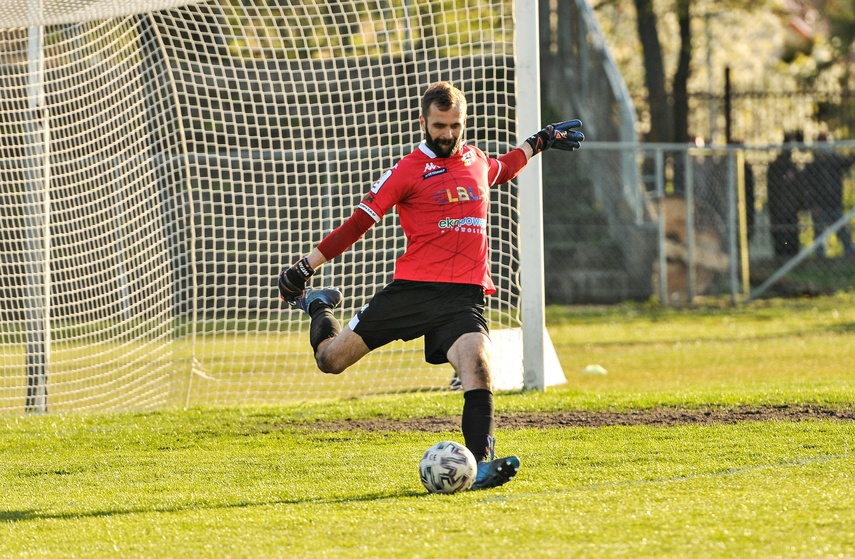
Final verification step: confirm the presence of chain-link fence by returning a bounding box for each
[541,141,855,305]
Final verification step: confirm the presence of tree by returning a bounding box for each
[780,0,855,87]
[625,0,768,142]
[633,0,673,142]
[633,0,692,142]
[673,0,692,143]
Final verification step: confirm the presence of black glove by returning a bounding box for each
[525,119,584,154]
[278,257,314,307]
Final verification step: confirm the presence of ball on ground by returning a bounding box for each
[419,440,477,494]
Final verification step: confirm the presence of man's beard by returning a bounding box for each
[425,133,462,158]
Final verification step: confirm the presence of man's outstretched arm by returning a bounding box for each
[278,209,374,306]
[493,119,585,185]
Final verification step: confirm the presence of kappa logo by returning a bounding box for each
[422,161,448,180]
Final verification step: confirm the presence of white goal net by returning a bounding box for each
[0,0,536,413]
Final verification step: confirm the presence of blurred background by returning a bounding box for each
[542,0,855,304]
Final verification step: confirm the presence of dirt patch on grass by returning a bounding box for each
[312,404,855,432]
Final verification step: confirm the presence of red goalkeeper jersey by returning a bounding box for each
[357,142,526,294]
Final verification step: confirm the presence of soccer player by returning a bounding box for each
[278,81,583,490]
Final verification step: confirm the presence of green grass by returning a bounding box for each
[548,293,855,408]
[2,294,854,558]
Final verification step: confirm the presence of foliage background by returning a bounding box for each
[590,0,855,142]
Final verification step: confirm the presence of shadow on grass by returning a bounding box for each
[829,322,855,333]
[0,489,428,523]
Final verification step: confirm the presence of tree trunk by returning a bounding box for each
[672,0,692,143]
[633,0,673,142]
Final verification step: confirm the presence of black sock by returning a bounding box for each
[462,388,494,462]
[309,305,341,355]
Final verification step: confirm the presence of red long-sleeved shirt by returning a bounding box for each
[317,143,528,294]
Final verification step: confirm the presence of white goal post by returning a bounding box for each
[0,0,564,414]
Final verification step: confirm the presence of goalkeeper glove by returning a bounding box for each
[525,119,584,154]
[278,257,314,307]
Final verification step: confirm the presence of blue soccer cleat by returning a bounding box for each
[298,287,343,314]
[470,436,520,490]
[471,456,520,490]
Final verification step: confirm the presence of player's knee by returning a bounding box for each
[473,364,491,389]
[313,332,368,375]
[315,351,346,375]
[460,362,491,391]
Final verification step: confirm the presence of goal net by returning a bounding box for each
[0,0,541,413]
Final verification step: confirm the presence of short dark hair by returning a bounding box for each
[421,81,467,119]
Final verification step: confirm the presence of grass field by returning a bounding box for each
[1,294,854,558]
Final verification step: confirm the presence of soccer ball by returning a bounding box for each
[419,441,477,494]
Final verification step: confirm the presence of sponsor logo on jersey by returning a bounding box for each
[423,168,447,179]
[371,167,394,194]
[438,216,487,233]
[432,185,487,205]
[422,162,447,180]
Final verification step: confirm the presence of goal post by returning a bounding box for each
[0,0,564,414]
[514,0,547,391]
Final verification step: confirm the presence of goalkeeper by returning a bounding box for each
[278,81,583,490]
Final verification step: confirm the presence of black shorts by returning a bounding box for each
[347,280,489,365]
